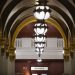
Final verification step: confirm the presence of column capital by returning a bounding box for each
[69,43,75,58]
[0,31,2,38]
[9,46,16,52]
[5,42,9,58]
[63,47,70,55]
[0,37,6,46]
[70,43,75,50]
[8,46,16,61]
[63,47,70,50]
[63,47,70,61]
[0,38,6,55]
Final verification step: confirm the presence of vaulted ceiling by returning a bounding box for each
[0,0,75,46]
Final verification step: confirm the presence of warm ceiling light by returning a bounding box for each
[34,34,46,42]
[33,0,51,57]
[34,6,51,20]
[35,42,45,48]
[34,23,48,35]
[35,47,44,57]
[34,0,51,20]
[35,0,39,5]
[37,59,42,62]
[36,48,43,57]
[35,47,44,52]
[62,50,64,54]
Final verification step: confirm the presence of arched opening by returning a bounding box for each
[10,16,67,75]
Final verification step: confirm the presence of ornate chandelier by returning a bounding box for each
[34,21,48,35]
[34,0,51,57]
[34,35,46,48]
[34,0,51,20]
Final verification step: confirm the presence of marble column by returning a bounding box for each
[0,52,8,75]
[71,50,75,75]
[0,50,3,75]
[70,40,75,75]
[7,58,15,75]
[64,47,72,75]
[7,46,15,75]
[64,56,72,75]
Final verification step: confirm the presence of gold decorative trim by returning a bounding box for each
[8,46,16,61]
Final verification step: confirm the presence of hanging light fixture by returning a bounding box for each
[36,47,44,57]
[34,34,46,42]
[34,22,48,35]
[33,0,51,57]
[35,0,39,5]
[34,34,46,49]
[34,6,51,20]
[37,59,42,62]
[35,47,44,52]
[34,0,51,20]
[33,21,47,57]
[35,42,45,48]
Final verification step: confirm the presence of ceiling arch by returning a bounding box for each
[51,16,69,38]
[0,0,7,13]
[1,0,21,31]
[0,0,75,48]
[10,16,67,48]
[4,6,32,36]
[50,5,74,34]
[3,5,73,38]
[58,0,75,22]
[73,0,75,4]
[0,0,74,36]
[7,5,73,39]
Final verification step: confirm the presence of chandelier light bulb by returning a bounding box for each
[34,23,48,35]
[36,48,43,57]
[35,0,39,5]
[35,46,44,51]
[35,2,39,5]
[33,0,50,57]
[34,36,46,42]
[34,27,45,34]
[35,43,45,48]
[34,6,51,20]
[35,47,44,58]
[37,59,42,62]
